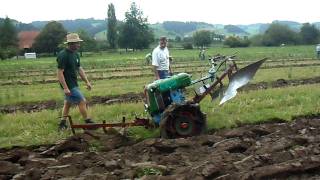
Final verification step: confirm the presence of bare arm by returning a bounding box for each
[169,56,173,75]
[153,66,160,80]
[79,67,92,90]
[57,69,71,96]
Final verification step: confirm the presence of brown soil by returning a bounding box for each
[0,115,319,179]
[241,76,320,91]
[2,76,320,114]
[0,93,144,114]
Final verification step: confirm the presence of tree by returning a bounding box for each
[224,36,250,48]
[193,30,212,48]
[262,23,299,46]
[181,36,193,49]
[107,3,118,49]
[77,29,97,53]
[32,21,67,55]
[0,17,19,59]
[299,23,320,44]
[249,34,264,46]
[175,36,182,42]
[118,2,154,51]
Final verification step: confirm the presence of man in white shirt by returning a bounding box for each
[152,36,172,79]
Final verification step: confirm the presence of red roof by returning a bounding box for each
[18,31,40,49]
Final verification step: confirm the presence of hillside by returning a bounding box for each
[224,25,249,35]
[3,17,320,40]
[272,20,302,31]
[31,18,106,37]
[0,18,38,32]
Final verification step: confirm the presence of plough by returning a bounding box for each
[67,54,266,138]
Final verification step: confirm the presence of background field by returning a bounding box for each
[1,45,319,148]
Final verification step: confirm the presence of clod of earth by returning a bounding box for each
[0,115,320,179]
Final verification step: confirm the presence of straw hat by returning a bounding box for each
[64,33,83,44]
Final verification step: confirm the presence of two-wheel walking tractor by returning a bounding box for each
[67,54,266,138]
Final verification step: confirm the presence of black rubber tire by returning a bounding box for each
[160,103,207,139]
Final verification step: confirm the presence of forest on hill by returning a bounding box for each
[2,17,319,39]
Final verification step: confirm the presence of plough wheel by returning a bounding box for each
[160,104,207,138]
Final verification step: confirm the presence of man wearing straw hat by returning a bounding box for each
[57,33,94,130]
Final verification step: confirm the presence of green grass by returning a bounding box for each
[0,45,317,88]
[0,45,317,72]
[1,84,320,148]
[1,45,320,148]
[0,76,154,105]
[1,64,320,106]
[202,84,320,129]
[252,66,320,82]
[2,59,319,83]
[0,110,71,147]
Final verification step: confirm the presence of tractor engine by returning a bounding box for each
[144,73,192,124]
[144,73,206,138]
[143,56,266,138]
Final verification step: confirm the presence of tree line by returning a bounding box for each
[224,23,320,48]
[182,22,320,49]
[0,2,154,59]
[0,17,18,59]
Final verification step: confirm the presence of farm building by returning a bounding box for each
[18,31,40,51]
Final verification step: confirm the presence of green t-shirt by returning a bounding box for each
[57,49,80,89]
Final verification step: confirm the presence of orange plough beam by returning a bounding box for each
[62,116,152,135]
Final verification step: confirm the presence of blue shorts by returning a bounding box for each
[64,87,85,104]
[158,70,170,79]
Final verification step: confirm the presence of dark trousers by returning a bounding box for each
[158,70,169,79]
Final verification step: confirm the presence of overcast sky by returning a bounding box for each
[0,0,319,25]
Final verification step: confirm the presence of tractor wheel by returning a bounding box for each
[160,104,207,139]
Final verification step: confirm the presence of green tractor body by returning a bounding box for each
[143,55,266,138]
[144,73,192,116]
